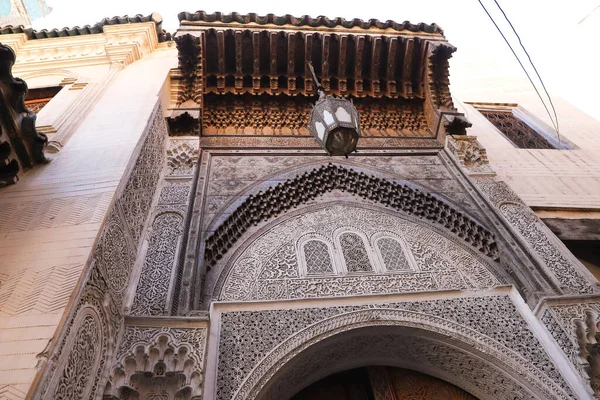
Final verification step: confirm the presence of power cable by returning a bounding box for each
[492,0,561,144]
[476,0,562,146]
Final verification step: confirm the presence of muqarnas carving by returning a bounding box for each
[205,163,499,267]
[105,328,205,400]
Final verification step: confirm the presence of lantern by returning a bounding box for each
[306,63,361,157]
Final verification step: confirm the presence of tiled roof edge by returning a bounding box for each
[178,11,444,35]
[0,13,173,42]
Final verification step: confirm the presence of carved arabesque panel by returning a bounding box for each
[499,203,592,294]
[217,295,573,400]
[542,302,600,397]
[118,106,168,246]
[131,212,184,316]
[217,204,499,301]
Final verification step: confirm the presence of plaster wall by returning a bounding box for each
[0,45,176,398]
[453,74,600,211]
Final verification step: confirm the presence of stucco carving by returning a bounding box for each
[499,203,592,294]
[105,326,206,399]
[446,135,494,175]
[119,106,168,246]
[471,176,596,295]
[167,138,199,176]
[33,284,119,400]
[131,212,184,316]
[217,295,573,400]
[542,301,600,396]
[93,209,136,303]
[218,204,499,301]
[205,163,499,268]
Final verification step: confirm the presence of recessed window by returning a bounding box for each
[471,103,570,150]
[339,232,372,273]
[303,240,335,275]
[376,237,411,271]
[24,86,62,114]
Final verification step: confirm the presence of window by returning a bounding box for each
[24,86,62,114]
[376,237,411,271]
[303,240,335,275]
[471,103,570,150]
[339,232,372,273]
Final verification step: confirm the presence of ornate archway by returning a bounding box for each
[210,202,505,303]
[220,308,573,400]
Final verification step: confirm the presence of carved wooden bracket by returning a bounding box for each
[0,44,47,187]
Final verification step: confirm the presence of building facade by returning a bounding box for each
[0,9,599,400]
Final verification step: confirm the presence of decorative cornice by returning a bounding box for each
[204,163,499,267]
[0,44,47,187]
[1,20,161,72]
[178,11,444,36]
[0,13,172,43]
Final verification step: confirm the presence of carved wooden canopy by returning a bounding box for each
[171,11,470,141]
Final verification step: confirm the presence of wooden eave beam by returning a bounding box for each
[400,37,414,98]
[216,30,225,91]
[338,35,348,94]
[386,37,398,96]
[269,31,278,90]
[355,35,365,95]
[287,32,296,91]
[321,34,331,91]
[252,31,260,92]
[371,36,382,95]
[234,30,243,91]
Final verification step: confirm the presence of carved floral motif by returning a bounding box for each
[217,295,573,400]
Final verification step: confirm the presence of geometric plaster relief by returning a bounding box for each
[105,326,206,400]
[542,302,600,397]
[119,105,168,246]
[33,282,119,400]
[499,203,593,294]
[159,181,192,205]
[131,213,184,316]
[218,204,499,301]
[205,163,499,268]
[167,138,199,176]
[217,295,573,400]
[92,208,137,306]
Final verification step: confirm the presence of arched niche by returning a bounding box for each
[221,309,573,400]
[203,163,499,270]
[208,202,506,303]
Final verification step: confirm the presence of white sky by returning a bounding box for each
[32,0,600,121]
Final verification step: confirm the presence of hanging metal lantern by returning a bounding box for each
[306,63,361,157]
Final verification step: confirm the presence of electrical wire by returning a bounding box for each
[476,0,562,146]
[492,0,561,145]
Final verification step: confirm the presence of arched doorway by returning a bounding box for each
[291,366,477,400]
